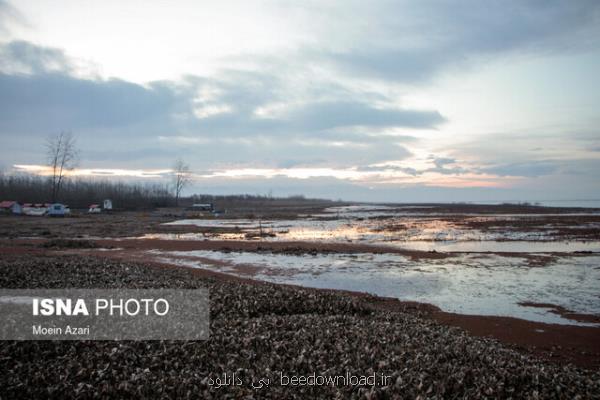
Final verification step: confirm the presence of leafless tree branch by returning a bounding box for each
[46,132,79,202]
[172,158,191,206]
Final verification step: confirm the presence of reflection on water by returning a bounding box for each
[145,205,600,324]
[139,231,600,253]
[150,249,600,326]
[140,232,246,240]
[161,204,600,250]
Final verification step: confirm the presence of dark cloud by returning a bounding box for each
[328,48,444,84]
[432,157,456,168]
[283,101,445,131]
[480,161,560,177]
[326,1,600,82]
[0,40,445,171]
[0,41,446,137]
[0,40,71,74]
[0,72,194,133]
[355,158,473,177]
[183,70,444,136]
[190,100,443,137]
[556,159,600,177]
[0,41,195,135]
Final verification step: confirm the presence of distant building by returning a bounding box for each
[47,203,70,217]
[103,199,113,210]
[89,204,102,213]
[0,201,22,215]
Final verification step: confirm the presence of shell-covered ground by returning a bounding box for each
[0,254,599,399]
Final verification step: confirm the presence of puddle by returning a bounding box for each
[150,249,600,326]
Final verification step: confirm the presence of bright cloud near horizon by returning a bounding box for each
[1,0,599,202]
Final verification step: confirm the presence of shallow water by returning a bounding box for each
[142,229,600,253]
[150,249,600,326]
[389,240,600,253]
[162,205,600,250]
[151,205,600,324]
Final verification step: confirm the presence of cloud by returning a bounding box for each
[421,157,467,175]
[14,164,171,178]
[1,1,599,201]
[0,41,446,138]
[0,40,72,75]
[181,70,445,137]
[431,157,455,168]
[356,165,419,176]
[0,0,27,35]
[186,173,596,203]
[0,40,445,171]
[322,1,600,82]
[184,100,443,138]
[480,161,560,178]
[282,101,444,131]
[0,72,195,134]
[0,42,196,135]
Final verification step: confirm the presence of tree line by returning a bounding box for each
[0,131,191,209]
[0,173,336,211]
[0,173,172,209]
[1,132,334,210]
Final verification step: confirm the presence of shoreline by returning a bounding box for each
[120,253,600,371]
[1,248,599,397]
[4,238,599,370]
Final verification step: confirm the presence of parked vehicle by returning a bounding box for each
[22,203,48,216]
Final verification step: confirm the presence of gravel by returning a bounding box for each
[0,254,599,399]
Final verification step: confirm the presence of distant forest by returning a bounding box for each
[0,172,337,210]
[0,173,172,209]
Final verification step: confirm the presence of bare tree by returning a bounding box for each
[46,132,79,202]
[172,158,192,206]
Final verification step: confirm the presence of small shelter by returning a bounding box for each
[89,204,102,213]
[0,201,22,215]
[103,199,113,210]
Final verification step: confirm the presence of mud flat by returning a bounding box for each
[1,253,599,399]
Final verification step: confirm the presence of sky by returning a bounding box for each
[1,0,599,202]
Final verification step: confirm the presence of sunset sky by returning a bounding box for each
[1,1,599,202]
